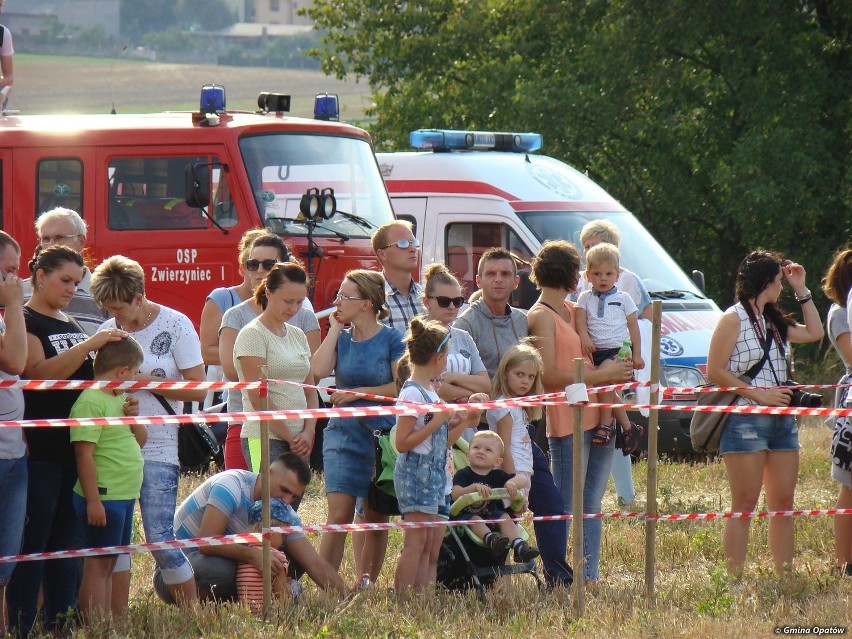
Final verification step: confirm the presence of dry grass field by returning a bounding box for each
[11,53,373,120]
[36,418,848,638]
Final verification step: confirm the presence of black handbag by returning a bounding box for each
[152,393,222,473]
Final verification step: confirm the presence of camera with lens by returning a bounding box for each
[781,381,822,408]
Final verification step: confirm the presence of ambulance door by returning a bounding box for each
[95,147,246,327]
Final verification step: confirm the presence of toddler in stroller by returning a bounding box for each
[437,432,542,594]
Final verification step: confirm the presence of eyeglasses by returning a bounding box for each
[380,238,421,250]
[428,295,465,309]
[436,332,452,353]
[335,292,366,302]
[39,233,79,245]
[245,259,278,272]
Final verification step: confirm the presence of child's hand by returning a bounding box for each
[475,483,492,498]
[633,355,645,370]
[123,395,140,417]
[504,480,519,498]
[580,334,596,357]
[87,500,107,527]
[468,393,490,404]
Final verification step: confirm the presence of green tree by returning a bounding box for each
[306,0,851,309]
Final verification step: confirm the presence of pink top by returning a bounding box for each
[532,301,600,438]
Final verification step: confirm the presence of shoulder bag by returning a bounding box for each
[690,321,775,454]
[152,393,222,473]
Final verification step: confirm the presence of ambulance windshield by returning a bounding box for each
[520,210,705,298]
[240,133,394,238]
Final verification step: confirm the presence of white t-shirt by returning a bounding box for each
[1,26,13,57]
[233,317,311,439]
[100,305,203,465]
[576,287,637,349]
[486,396,534,474]
[397,381,441,455]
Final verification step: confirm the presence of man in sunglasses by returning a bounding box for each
[454,247,527,378]
[371,220,425,333]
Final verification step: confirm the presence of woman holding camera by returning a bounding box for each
[707,250,822,576]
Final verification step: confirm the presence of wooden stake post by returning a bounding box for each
[644,301,662,603]
[572,358,585,616]
[258,368,272,616]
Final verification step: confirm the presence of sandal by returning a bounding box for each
[615,421,645,455]
[590,421,616,447]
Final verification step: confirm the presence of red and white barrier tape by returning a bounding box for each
[0,379,263,391]
[5,395,852,430]
[3,508,851,564]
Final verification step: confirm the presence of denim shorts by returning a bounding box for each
[719,413,799,455]
[394,451,445,515]
[72,494,135,552]
[437,494,452,520]
[322,417,377,498]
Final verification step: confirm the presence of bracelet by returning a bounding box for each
[794,288,811,302]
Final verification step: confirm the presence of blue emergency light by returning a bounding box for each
[314,93,339,121]
[199,84,226,114]
[409,129,543,153]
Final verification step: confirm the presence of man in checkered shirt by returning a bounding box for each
[371,220,424,334]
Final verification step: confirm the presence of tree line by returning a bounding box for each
[304,0,850,317]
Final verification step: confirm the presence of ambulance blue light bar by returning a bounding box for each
[409,129,543,152]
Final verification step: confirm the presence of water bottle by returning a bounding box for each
[617,340,632,361]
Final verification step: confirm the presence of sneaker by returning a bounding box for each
[485,532,509,553]
[512,540,540,563]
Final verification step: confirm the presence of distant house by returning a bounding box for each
[252,0,312,26]
[3,0,120,39]
[190,21,313,53]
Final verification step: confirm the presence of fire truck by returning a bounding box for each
[0,87,394,325]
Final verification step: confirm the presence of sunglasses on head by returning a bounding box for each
[245,259,278,272]
[380,238,421,250]
[428,295,465,309]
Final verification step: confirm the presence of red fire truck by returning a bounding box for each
[0,88,394,326]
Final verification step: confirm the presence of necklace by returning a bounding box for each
[132,302,155,332]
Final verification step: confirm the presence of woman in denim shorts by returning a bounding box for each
[311,270,405,582]
[707,250,823,576]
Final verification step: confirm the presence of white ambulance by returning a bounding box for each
[377,129,721,456]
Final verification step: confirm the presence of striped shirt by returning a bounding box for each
[173,469,304,541]
[381,276,425,334]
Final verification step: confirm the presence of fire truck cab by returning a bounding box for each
[0,88,394,326]
[378,129,722,456]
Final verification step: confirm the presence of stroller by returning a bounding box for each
[371,430,543,597]
[436,439,543,597]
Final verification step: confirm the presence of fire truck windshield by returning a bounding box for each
[240,133,394,238]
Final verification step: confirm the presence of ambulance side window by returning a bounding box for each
[37,159,83,218]
[445,222,534,303]
[107,156,236,231]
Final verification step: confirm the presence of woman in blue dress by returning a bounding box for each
[311,269,405,585]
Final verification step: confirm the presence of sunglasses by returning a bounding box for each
[380,238,421,250]
[245,259,278,272]
[428,295,465,309]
